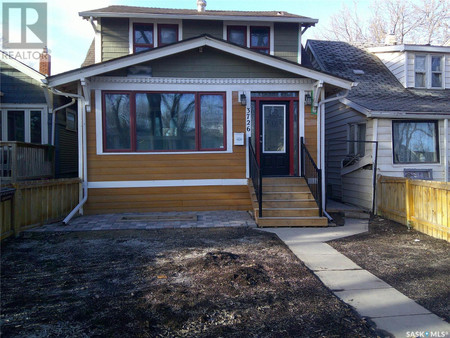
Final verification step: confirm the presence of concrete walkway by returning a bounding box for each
[261,219,450,338]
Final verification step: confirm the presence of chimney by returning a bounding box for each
[39,47,51,76]
[197,0,206,12]
[385,33,397,46]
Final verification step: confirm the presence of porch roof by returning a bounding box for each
[45,35,354,90]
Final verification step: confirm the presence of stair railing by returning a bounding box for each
[300,137,322,216]
[249,137,263,217]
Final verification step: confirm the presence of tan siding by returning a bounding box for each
[85,91,251,212]
[304,105,318,163]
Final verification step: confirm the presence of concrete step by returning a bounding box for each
[256,216,328,227]
[255,208,319,217]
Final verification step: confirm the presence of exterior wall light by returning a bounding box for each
[240,93,247,106]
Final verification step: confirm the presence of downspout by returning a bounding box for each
[317,89,351,221]
[47,87,88,224]
[51,98,76,145]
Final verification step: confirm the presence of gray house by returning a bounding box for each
[305,41,450,210]
[0,51,78,179]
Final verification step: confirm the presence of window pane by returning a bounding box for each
[393,121,438,163]
[134,24,153,45]
[357,124,366,156]
[136,93,195,151]
[431,56,442,71]
[228,27,246,46]
[263,105,285,153]
[104,93,131,150]
[431,73,442,88]
[250,27,269,48]
[159,25,177,45]
[7,110,25,141]
[415,56,426,72]
[30,110,42,143]
[200,95,224,150]
[135,46,152,53]
[415,73,425,87]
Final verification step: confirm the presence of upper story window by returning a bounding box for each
[414,54,443,88]
[132,23,179,52]
[347,123,366,157]
[226,25,271,54]
[133,23,154,52]
[1,109,46,144]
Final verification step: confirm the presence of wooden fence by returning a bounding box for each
[377,175,449,242]
[0,178,80,240]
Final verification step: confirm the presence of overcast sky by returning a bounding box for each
[1,0,374,74]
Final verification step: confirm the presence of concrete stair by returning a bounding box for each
[249,177,328,227]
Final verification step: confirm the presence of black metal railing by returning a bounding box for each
[301,137,322,216]
[249,137,263,217]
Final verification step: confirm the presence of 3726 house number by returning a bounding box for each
[246,107,251,133]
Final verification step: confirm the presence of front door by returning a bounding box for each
[260,101,289,176]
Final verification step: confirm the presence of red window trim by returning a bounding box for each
[133,23,154,53]
[157,24,179,47]
[102,91,227,153]
[250,26,270,54]
[227,25,247,47]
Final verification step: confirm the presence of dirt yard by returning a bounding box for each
[1,228,382,337]
[328,216,450,322]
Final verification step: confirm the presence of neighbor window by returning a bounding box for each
[392,120,439,164]
[103,91,226,152]
[226,25,270,54]
[1,109,45,143]
[414,55,443,88]
[133,23,154,52]
[348,123,366,156]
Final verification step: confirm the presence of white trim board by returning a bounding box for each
[88,179,248,189]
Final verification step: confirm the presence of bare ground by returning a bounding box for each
[1,228,382,337]
[328,216,450,322]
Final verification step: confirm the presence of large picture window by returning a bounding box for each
[392,120,439,164]
[103,91,226,152]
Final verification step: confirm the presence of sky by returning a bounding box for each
[0,0,374,74]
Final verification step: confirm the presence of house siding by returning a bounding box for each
[369,118,448,181]
[84,91,252,214]
[182,19,223,39]
[101,18,129,62]
[324,100,367,201]
[0,62,46,104]
[374,52,406,86]
[273,22,299,63]
[342,168,373,210]
[108,47,297,78]
[54,107,78,178]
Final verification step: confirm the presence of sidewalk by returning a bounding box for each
[261,219,450,338]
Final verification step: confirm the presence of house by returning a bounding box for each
[0,50,78,180]
[305,40,450,210]
[44,3,356,226]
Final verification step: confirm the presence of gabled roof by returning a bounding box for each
[306,40,450,115]
[79,5,318,25]
[0,50,45,82]
[46,35,353,90]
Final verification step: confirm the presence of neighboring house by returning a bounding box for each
[305,41,450,210]
[44,4,355,226]
[0,51,78,180]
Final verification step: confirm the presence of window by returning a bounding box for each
[392,120,439,164]
[66,110,77,131]
[158,24,178,46]
[133,23,154,52]
[1,109,45,143]
[226,25,270,54]
[250,27,270,54]
[414,55,444,88]
[348,123,366,156]
[227,26,246,47]
[103,91,226,152]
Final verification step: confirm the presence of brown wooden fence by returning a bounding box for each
[377,175,449,242]
[0,178,80,240]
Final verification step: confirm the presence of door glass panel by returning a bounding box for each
[8,110,25,142]
[30,110,42,143]
[263,105,285,153]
